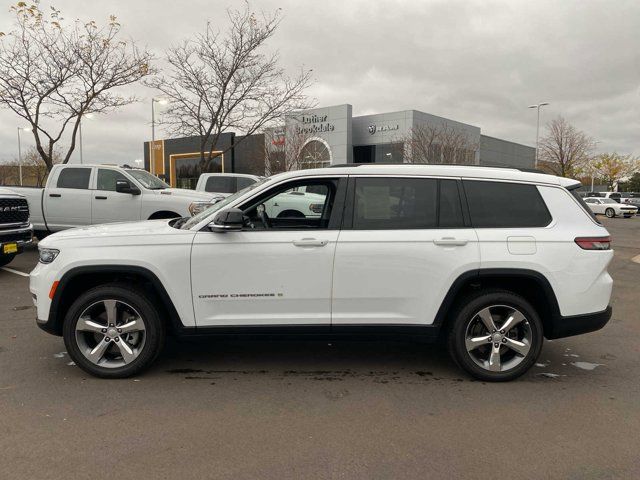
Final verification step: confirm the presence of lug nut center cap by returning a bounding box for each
[107,327,118,338]
[492,333,503,343]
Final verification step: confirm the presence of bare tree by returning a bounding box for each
[538,116,596,178]
[148,3,313,171]
[22,145,62,186]
[590,152,640,190]
[263,122,312,175]
[0,2,153,170]
[402,122,478,165]
[0,146,62,186]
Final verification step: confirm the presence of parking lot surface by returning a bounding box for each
[1,217,639,479]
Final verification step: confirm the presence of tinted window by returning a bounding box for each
[97,169,129,191]
[353,177,437,229]
[56,168,91,189]
[463,180,551,228]
[439,180,464,228]
[205,176,236,194]
[236,177,257,190]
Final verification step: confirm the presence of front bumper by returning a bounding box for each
[545,305,612,339]
[0,223,33,255]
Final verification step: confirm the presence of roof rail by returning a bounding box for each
[327,163,545,174]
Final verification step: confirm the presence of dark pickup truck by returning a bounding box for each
[0,187,33,267]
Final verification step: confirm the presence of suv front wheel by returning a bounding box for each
[63,284,165,378]
[448,290,543,382]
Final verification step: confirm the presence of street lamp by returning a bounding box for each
[528,102,550,168]
[78,113,94,165]
[590,141,601,192]
[17,126,32,186]
[151,97,168,175]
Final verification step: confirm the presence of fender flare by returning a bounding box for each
[45,265,184,336]
[433,268,561,327]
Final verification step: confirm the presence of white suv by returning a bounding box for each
[30,165,613,381]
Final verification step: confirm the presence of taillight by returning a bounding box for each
[575,236,611,250]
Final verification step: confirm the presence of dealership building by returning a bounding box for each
[144,104,535,189]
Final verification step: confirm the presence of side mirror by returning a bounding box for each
[116,179,141,195]
[209,208,244,232]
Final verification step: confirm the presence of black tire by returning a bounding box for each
[0,254,16,268]
[605,208,615,218]
[34,230,50,241]
[447,289,544,382]
[63,284,165,378]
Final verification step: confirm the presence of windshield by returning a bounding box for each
[180,177,270,230]
[127,169,170,190]
[601,198,617,204]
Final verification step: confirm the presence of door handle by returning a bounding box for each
[293,238,328,247]
[95,196,108,200]
[433,237,468,246]
[49,193,61,198]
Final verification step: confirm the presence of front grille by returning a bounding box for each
[0,198,29,225]
[0,229,32,243]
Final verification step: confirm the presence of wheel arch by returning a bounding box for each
[148,210,180,220]
[47,265,184,336]
[434,268,561,337]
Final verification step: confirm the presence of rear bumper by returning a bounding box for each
[546,306,612,339]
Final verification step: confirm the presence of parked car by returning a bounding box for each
[31,164,613,381]
[8,164,222,238]
[195,173,263,197]
[0,187,33,267]
[584,197,638,218]
[607,192,640,211]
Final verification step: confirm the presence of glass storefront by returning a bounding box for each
[174,155,223,189]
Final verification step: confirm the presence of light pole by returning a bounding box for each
[78,113,94,164]
[151,98,168,175]
[17,127,31,186]
[528,102,550,168]
[590,141,601,192]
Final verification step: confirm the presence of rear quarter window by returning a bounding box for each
[56,168,91,189]
[462,180,552,228]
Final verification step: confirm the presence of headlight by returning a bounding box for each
[189,202,212,216]
[309,203,324,214]
[39,248,59,264]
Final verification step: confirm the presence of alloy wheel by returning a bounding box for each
[74,299,147,368]
[464,305,532,373]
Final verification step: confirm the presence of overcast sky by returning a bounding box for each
[0,0,638,165]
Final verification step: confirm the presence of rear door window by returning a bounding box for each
[439,180,464,228]
[236,177,257,190]
[56,168,92,189]
[353,177,438,229]
[462,180,552,228]
[205,176,236,194]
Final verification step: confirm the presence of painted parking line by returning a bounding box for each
[632,254,640,265]
[1,267,29,277]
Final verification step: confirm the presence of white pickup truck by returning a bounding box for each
[8,164,221,238]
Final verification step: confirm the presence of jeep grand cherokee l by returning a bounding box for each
[30,165,613,381]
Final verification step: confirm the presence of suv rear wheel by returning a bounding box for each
[63,284,165,378]
[448,290,543,381]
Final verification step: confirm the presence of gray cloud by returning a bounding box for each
[1,0,638,165]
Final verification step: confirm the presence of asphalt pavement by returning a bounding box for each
[1,216,639,479]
